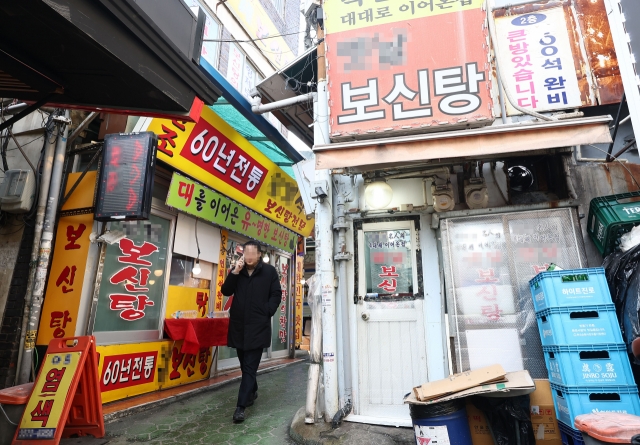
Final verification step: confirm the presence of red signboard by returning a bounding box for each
[325,0,493,140]
[99,351,158,392]
[179,117,267,199]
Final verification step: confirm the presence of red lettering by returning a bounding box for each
[30,400,54,427]
[65,224,86,250]
[117,239,158,266]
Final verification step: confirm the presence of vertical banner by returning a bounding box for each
[494,7,583,114]
[324,0,493,140]
[214,230,228,312]
[295,255,304,346]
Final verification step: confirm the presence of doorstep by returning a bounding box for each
[102,357,305,423]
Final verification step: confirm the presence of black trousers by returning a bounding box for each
[236,348,262,408]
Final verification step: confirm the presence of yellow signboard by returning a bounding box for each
[164,285,211,319]
[37,172,96,346]
[19,351,81,438]
[145,106,314,237]
[325,0,483,34]
[225,0,295,69]
[96,340,215,403]
[214,230,228,312]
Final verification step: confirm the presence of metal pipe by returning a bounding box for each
[333,178,353,421]
[14,119,59,385]
[66,111,98,148]
[16,110,69,384]
[377,166,451,181]
[607,93,626,162]
[250,93,315,115]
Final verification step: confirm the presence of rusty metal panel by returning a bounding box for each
[573,0,623,104]
[493,0,622,108]
[324,0,494,142]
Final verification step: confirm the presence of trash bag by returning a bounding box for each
[632,434,640,445]
[622,270,640,364]
[471,395,536,445]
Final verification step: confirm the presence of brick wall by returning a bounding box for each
[258,0,300,57]
[0,222,35,389]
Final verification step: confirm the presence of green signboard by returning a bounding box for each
[167,173,296,253]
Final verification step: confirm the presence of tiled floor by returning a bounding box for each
[103,359,309,444]
[103,357,303,418]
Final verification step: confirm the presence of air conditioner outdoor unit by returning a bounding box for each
[0,169,35,213]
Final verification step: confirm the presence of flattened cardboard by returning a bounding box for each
[530,380,562,443]
[405,370,535,405]
[411,364,507,401]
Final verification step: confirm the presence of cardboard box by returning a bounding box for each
[406,370,534,405]
[466,401,495,445]
[412,364,507,401]
[529,380,562,445]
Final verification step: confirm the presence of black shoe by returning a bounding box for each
[245,392,258,407]
[233,407,245,423]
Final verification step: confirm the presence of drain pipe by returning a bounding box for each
[16,110,70,384]
[332,179,353,426]
[14,116,60,385]
[250,92,315,115]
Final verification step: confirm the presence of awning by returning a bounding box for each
[0,0,221,119]
[255,46,317,148]
[314,116,613,171]
[199,58,304,164]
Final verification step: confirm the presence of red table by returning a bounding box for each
[164,318,229,355]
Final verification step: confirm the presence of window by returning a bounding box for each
[227,43,263,101]
[184,0,221,69]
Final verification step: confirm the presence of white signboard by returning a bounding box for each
[495,7,582,114]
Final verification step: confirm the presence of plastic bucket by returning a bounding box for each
[410,399,473,445]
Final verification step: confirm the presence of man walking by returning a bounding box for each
[221,240,282,423]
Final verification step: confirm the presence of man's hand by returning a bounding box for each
[232,256,244,274]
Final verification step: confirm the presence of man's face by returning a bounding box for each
[243,245,261,268]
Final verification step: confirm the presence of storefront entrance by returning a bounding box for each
[355,220,428,423]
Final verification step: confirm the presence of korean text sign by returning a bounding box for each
[93,216,170,333]
[495,7,582,114]
[17,352,81,440]
[167,173,296,254]
[325,0,493,139]
[144,106,313,236]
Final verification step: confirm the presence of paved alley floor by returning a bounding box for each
[104,360,308,445]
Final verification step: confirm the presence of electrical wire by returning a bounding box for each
[0,403,17,426]
[585,144,640,190]
[204,30,305,43]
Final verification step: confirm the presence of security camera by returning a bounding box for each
[312,180,328,201]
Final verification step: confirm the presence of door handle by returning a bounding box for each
[361,312,370,321]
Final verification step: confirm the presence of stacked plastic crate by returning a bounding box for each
[529,267,640,443]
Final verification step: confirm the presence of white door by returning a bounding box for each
[356,220,428,423]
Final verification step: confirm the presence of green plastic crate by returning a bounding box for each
[587,191,640,256]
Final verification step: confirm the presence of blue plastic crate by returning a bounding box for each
[536,305,623,346]
[543,344,635,387]
[529,268,612,312]
[550,383,640,428]
[558,422,585,445]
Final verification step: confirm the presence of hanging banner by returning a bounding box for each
[214,230,228,312]
[167,172,296,254]
[494,7,583,114]
[294,254,304,346]
[143,106,313,237]
[37,172,96,346]
[324,0,493,140]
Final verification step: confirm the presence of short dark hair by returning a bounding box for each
[243,240,262,253]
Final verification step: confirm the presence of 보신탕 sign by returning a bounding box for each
[167,172,296,254]
[494,7,583,114]
[324,0,493,140]
[142,107,313,237]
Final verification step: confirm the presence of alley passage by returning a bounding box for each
[104,361,308,445]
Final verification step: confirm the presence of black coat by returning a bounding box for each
[221,261,282,350]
